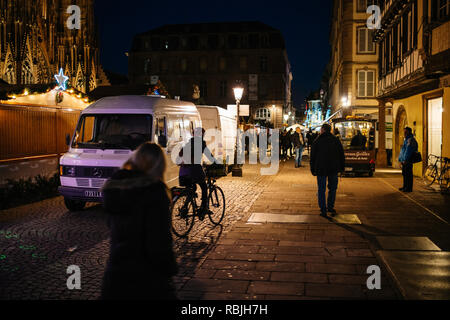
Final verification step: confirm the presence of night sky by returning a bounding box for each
[95,0,332,107]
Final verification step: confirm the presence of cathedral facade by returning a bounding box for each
[0,0,102,93]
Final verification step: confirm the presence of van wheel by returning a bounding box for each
[64,198,86,211]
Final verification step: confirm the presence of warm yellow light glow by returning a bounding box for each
[233,87,244,101]
[23,89,29,96]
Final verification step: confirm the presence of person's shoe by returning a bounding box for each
[399,187,405,191]
[403,189,413,193]
[320,211,328,218]
[327,208,337,217]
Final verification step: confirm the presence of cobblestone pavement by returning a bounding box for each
[1,160,449,300]
[0,164,272,299]
[176,161,450,300]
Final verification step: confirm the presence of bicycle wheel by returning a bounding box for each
[208,186,225,225]
[423,165,438,186]
[171,194,195,238]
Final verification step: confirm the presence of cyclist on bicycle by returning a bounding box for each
[178,127,217,218]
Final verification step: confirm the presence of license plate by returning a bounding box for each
[84,190,103,198]
[345,167,353,172]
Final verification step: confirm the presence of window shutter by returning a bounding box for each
[358,71,366,97]
[366,71,375,97]
[359,29,367,52]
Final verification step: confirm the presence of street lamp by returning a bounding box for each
[232,85,244,177]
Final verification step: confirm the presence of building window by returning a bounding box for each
[144,58,151,75]
[249,34,259,49]
[219,80,227,98]
[180,58,187,72]
[357,0,376,12]
[161,59,168,73]
[261,34,269,48]
[200,57,208,72]
[208,35,219,49]
[200,80,208,98]
[357,70,375,97]
[260,56,268,72]
[255,108,271,120]
[240,57,248,71]
[219,57,226,71]
[228,35,238,49]
[357,27,375,53]
[439,0,450,19]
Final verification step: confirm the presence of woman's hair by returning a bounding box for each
[124,142,166,181]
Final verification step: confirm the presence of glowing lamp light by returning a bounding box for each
[233,87,244,102]
[341,97,350,107]
[54,68,69,91]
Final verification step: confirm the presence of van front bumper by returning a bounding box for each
[58,186,104,202]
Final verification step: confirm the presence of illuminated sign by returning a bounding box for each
[54,68,69,91]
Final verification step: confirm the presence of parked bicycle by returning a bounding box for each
[423,154,450,193]
[170,165,226,238]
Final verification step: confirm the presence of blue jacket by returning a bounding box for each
[398,134,418,163]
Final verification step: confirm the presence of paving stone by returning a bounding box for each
[270,272,328,283]
[225,253,275,262]
[214,269,270,281]
[306,263,357,274]
[248,281,304,296]
[376,236,442,251]
[305,283,365,298]
[256,262,305,273]
[182,279,249,293]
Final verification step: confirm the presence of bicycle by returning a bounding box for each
[422,154,450,193]
[170,165,226,238]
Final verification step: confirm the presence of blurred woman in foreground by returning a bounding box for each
[100,142,178,300]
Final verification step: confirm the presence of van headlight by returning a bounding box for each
[61,166,77,177]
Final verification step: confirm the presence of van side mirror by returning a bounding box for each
[158,135,167,148]
[65,134,71,146]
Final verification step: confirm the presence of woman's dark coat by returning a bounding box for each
[310,132,345,177]
[100,169,178,300]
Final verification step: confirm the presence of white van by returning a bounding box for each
[59,95,201,211]
[195,105,237,165]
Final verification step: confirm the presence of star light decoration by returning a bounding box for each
[54,68,69,91]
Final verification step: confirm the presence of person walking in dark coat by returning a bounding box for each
[292,127,305,168]
[398,127,418,192]
[101,142,178,300]
[310,123,345,217]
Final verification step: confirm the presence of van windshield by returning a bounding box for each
[72,114,153,150]
[334,121,375,151]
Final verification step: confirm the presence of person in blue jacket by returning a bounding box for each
[398,127,418,192]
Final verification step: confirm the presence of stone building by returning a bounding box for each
[374,0,450,174]
[328,0,380,119]
[0,0,109,93]
[128,21,293,128]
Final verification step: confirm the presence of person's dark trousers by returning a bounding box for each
[317,174,338,213]
[198,180,208,211]
[402,162,413,191]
